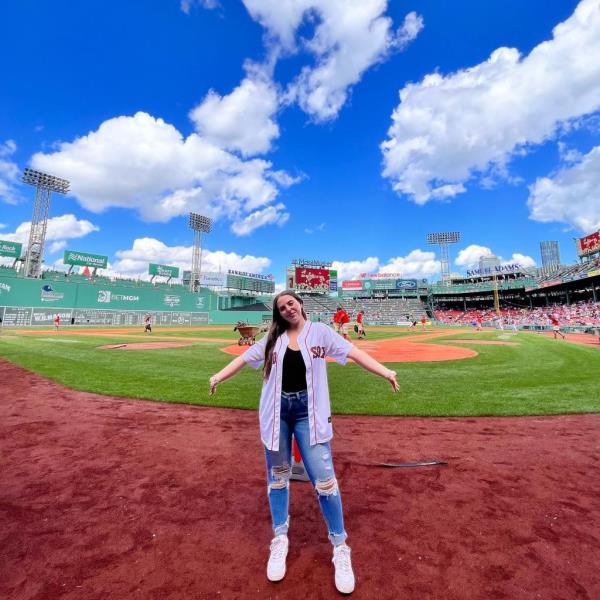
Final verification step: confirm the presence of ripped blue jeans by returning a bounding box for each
[264,389,347,546]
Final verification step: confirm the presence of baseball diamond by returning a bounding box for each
[3,2,600,598]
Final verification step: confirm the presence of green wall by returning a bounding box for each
[0,275,269,327]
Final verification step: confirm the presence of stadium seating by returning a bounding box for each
[299,294,428,325]
[434,300,600,329]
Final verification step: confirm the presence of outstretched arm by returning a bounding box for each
[347,346,399,392]
[209,356,248,395]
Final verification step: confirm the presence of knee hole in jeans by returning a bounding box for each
[269,464,291,491]
[315,477,338,496]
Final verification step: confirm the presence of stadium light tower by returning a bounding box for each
[21,168,70,278]
[426,231,460,284]
[188,212,212,292]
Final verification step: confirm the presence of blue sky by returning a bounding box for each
[1,0,599,286]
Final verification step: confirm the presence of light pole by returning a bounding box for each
[188,212,212,292]
[21,168,70,278]
[426,231,460,284]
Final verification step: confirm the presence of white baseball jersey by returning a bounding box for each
[242,321,353,451]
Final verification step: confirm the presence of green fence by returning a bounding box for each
[0,275,270,327]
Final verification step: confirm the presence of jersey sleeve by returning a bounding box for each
[322,324,353,365]
[241,334,268,369]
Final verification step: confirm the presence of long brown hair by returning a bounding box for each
[263,290,308,380]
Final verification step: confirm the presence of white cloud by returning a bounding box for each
[2,214,98,244]
[455,244,494,268]
[31,112,295,235]
[243,1,423,121]
[190,74,280,157]
[109,237,271,279]
[0,140,20,205]
[242,0,310,50]
[507,253,536,269]
[455,244,536,270]
[0,214,98,267]
[181,0,219,14]
[557,142,583,164]
[381,0,600,203]
[304,222,325,234]
[332,256,380,280]
[380,249,439,279]
[333,249,439,280]
[528,145,600,232]
[48,240,68,254]
[230,203,289,236]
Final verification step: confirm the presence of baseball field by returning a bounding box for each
[1,325,600,598]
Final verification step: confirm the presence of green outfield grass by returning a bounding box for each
[0,327,598,416]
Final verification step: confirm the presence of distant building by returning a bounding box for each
[540,241,560,273]
[479,255,500,272]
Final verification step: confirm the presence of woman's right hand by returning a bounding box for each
[386,370,400,393]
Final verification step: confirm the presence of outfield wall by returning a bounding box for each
[0,276,269,327]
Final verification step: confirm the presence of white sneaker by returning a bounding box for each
[267,534,289,582]
[332,544,355,594]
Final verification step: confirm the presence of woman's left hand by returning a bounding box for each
[209,375,219,396]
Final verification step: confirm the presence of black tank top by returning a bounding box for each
[282,347,307,392]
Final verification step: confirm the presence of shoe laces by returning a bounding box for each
[333,545,352,573]
[270,536,287,560]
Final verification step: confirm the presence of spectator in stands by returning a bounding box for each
[208,290,399,594]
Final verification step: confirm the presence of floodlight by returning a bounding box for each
[22,168,70,194]
[189,212,212,233]
[426,232,460,245]
[426,231,461,285]
[188,213,212,292]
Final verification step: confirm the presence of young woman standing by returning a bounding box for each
[209,291,399,594]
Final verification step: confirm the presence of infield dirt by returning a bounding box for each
[1,359,599,599]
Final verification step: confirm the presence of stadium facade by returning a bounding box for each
[1,231,599,330]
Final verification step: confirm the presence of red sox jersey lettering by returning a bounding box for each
[311,346,326,359]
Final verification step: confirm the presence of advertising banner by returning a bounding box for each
[362,279,393,290]
[577,231,600,257]
[149,263,180,278]
[30,308,72,325]
[64,250,108,269]
[200,272,227,287]
[395,279,418,290]
[295,267,330,292]
[0,240,22,258]
[541,280,562,288]
[359,272,402,279]
[228,269,273,280]
[341,280,363,290]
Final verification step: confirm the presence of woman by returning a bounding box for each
[209,290,399,594]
